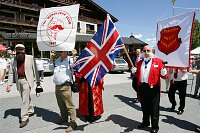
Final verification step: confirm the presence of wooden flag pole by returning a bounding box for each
[123,47,134,68]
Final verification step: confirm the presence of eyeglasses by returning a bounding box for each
[16,48,25,51]
[143,50,150,53]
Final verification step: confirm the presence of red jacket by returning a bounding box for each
[135,57,168,87]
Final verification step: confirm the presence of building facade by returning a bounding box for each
[0,0,147,57]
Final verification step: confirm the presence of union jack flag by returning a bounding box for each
[73,15,124,87]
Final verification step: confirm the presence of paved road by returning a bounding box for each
[0,72,199,133]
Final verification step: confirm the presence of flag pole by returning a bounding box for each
[123,47,134,67]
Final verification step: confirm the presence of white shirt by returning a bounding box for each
[0,58,8,69]
[36,59,44,70]
[173,69,188,81]
[52,57,72,85]
[141,57,152,83]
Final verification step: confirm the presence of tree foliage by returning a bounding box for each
[192,19,200,49]
[171,0,176,5]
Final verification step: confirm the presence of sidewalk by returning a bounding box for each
[0,72,199,133]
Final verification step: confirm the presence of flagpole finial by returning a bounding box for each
[107,14,111,19]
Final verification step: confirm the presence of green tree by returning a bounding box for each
[171,0,176,5]
[192,19,200,49]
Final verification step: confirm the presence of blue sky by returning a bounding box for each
[93,0,200,47]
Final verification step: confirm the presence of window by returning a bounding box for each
[77,22,80,33]
[86,24,95,34]
[0,11,14,18]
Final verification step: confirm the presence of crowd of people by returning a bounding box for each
[2,43,200,133]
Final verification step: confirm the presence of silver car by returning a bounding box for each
[110,58,129,73]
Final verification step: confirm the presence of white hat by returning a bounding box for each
[15,44,25,48]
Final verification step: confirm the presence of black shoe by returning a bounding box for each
[177,110,183,115]
[138,123,150,128]
[94,115,102,121]
[150,129,159,133]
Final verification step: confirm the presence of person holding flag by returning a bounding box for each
[131,48,142,103]
[133,45,168,133]
[49,51,77,132]
[73,14,124,123]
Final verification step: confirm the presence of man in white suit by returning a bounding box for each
[6,44,40,128]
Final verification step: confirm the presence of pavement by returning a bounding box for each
[0,72,200,133]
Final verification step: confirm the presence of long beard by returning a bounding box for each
[15,53,25,63]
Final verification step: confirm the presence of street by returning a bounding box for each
[0,72,200,133]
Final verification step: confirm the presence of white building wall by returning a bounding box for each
[77,20,97,35]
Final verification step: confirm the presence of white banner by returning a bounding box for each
[155,11,195,67]
[37,4,80,51]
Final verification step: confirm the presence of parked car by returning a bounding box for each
[110,58,129,73]
[121,51,136,70]
[35,58,54,75]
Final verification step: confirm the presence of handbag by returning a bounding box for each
[71,81,79,93]
[35,85,43,97]
[69,58,79,93]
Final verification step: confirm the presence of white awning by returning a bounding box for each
[191,47,200,54]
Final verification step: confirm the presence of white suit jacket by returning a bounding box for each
[8,55,40,90]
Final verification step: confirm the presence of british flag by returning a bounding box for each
[73,15,124,87]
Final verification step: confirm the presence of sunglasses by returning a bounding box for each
[58,51,63,53]
[143,50,150,53]
[16,48,25,51]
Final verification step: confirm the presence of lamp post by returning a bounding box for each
[171,0,176,16]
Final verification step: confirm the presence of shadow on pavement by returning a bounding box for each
[3,106,60,123]
[161,114,199,132]
[159,105,177,112]
[3,108,20,120]
[52,123,90,132]
[114,95,141,111]
[34,106,60,123]
[105,114,150,132]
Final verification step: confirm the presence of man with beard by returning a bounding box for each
[6,44,40,128]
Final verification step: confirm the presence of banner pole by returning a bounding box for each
[123,47,134,68]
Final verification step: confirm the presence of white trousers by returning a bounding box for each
[18,78,34,121]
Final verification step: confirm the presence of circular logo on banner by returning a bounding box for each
[40,10,73,47]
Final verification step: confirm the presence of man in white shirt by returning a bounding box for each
[0,52,8,84]
[35,56,44,81]
[50,51,77,132]
[133,45,168,133]
[168,68,188,115]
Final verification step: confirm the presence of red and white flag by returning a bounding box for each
[155,11,195,67]
[37,4,79,51]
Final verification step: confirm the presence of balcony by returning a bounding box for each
[0,16,37,27]
[0,0,42,11]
